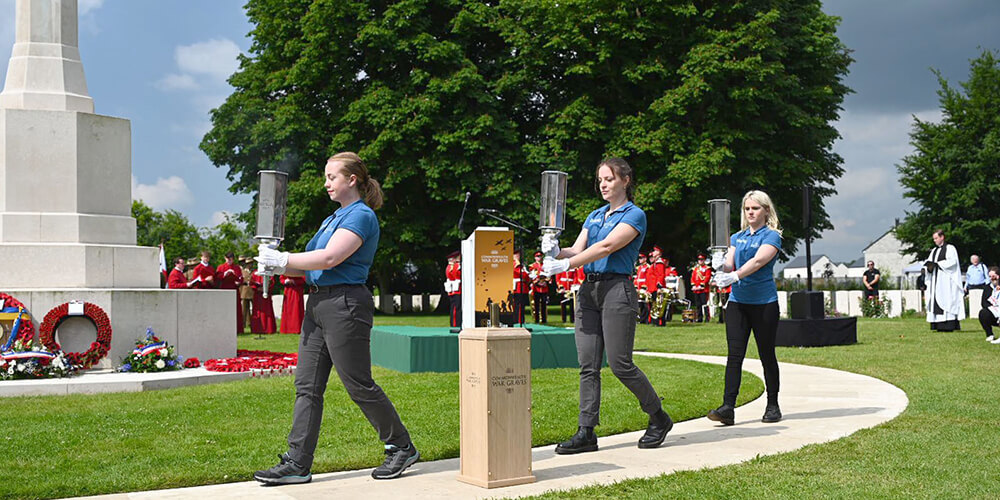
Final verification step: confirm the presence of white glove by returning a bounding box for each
[714,271,740,288]
[256,261,283,277]
[543,257,570,276]
[711,252,725,271]
[224,269,235,276]
[255,243,288,274]
[541,233,560,258]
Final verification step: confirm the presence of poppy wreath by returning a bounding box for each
[39,302,112,369]
[0,293,35,346]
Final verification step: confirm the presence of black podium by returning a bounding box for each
[777,291,857,347]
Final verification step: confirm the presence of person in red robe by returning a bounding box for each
[216,251,244,334]
[191,251,216,289]
[250,272,277,334]
[167,257,197,289]
[280,275,307,334]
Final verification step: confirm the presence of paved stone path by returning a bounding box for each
[73,353,908,500]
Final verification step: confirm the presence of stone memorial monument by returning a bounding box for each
[0,0,234,367]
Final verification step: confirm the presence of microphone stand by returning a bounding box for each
[479,209,534,330]
[457,192,471,234]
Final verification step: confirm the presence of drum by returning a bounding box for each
[681,308,697,323]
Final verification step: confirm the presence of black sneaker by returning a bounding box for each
[371,443,420,480]
[707,404,735,426]
[638,409,673,449]
[554,426,598,455]
[253,453,312,485]
[762,404,782,423]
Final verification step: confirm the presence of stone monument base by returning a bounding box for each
[0,243,160,288]
[2,288,236,370]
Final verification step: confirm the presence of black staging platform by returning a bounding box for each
[776,317,857,347]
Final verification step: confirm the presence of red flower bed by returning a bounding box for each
[183,357,201,368]
[204,349,297,373]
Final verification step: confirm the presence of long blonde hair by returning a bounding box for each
[328,152,384,209]
[740,190,782,235]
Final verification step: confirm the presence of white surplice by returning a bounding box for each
[925,243,966,323]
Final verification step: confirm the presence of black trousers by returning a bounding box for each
[287,286,410,468]
[716,293,729,323]
[692,292,708,322]
[533,292,548,323]
[724,301,780,407]
[560,295,575,322]
[513,293,528,325]
[449,294,461,327]
[979,308,998,337]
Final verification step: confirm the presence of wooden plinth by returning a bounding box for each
[457,327,536,488]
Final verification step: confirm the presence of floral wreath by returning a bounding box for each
[0,293,36,348]
[39,301,112,369]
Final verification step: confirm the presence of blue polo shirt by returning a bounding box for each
[581,201,646,275]
[305,199,379,286]
[729,226,782,305]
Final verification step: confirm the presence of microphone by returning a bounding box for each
[479,208,499,214]
[464,191,471,202]
[458,192,473,232]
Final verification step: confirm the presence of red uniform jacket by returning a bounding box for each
[445,261,462,296]
[690,265,712,294]
[167,268,189,289]
[528,262,549,294]
[513,264,530,294]
[192,262,216,289]
[634,263,650,290]
[249,273,277,334]
[280,275,306,334]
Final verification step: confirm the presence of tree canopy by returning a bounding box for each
[132,200,255,264]
[895,49,1000,266]
[201,0,851,291]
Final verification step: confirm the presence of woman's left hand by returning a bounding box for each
[543,257,570,276]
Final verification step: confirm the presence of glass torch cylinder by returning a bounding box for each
[539,170,568,235]
[256,171,289,242]
[708,199,731,249]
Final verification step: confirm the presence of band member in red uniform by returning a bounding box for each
[635,252,650,323]
[444,250,462,328]
[216,252,245,333]
[192,251,216,289]
[529,251,550,323]
[690,253,713,323]
[167,257,197,289]
[555,269,574,322]
[512,249,530,325]
[646,246,666,325]
[250,272,277,334]
[280,275,307,334]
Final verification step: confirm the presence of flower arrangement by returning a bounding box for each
[183,357,201,368]
[0,338,75,380]
[39,301,112,369]
[118,328,182,373]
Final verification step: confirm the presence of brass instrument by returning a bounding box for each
[649,288,670,320]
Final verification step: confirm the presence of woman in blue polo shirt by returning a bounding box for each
[708,190,783,426]
[542,157,672,454]
[253,152,418,484]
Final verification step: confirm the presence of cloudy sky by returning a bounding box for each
[1,1,998,261]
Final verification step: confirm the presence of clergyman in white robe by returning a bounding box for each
[925,242,965,330]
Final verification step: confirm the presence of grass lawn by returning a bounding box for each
[1,314,759,499]
[528,316,1000,499]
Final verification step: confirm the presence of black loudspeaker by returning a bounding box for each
[789,291,824,319]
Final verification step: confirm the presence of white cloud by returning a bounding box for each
[132,175,195,210]
[209,211,231,226]
[175,38,241,82]
[79,0,104,15]
[155,73,199,91]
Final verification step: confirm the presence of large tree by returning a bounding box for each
[202,0,851,291]
[896,49,1000,265]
